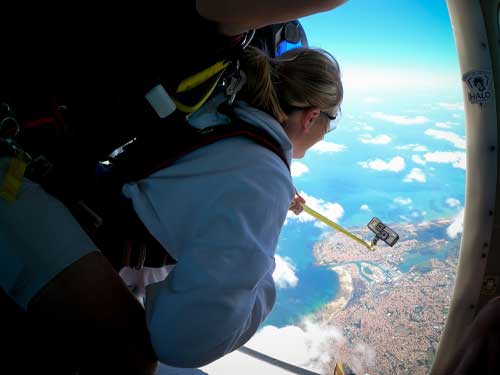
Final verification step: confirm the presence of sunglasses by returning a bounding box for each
[320,109,341,133]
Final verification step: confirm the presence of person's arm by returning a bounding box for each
[141,152,293,367]
[146,254,277,368]
[143,193,285,367]
[196,0,349,36]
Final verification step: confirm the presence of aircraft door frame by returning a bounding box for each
[431,0,499,372]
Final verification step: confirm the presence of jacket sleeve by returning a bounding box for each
[143,171,291,368]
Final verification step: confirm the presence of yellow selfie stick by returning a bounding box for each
[300,203,376,251]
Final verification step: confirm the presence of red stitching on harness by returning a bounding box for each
[23,116,58,129]
[140,129,289,179]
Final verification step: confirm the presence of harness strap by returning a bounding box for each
[137,124,289,180]
[106,104,289,185]
[18,111,289,270]
[95,115,289,270]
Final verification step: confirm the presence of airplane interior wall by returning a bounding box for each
[431,0,499,373]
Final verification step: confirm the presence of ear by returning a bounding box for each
[301,107,321,133]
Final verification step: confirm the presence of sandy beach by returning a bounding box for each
[325,264,356,316]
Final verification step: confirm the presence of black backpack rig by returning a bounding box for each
[0,20,305,271]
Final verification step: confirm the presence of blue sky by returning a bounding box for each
[300,0,461,94]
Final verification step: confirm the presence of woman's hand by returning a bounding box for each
[289,194,306,215]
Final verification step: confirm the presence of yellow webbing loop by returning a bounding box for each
[174,61,230,113]
[301,203,375,251]
[174,70,224,113]
[176,60,230,93]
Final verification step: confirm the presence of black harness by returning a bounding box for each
[1,102,288,271]
[0,6,298,271]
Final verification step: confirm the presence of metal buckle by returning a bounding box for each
[0,102,20,140]
[240,29,256,50]
[225,61,247,105]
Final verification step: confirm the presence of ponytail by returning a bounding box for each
[239,46,288,123]
[239,46,343,124]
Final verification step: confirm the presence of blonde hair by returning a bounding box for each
[239,46,343,123]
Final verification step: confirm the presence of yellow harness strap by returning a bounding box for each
[174,60,231,113]
[176,60,230,93]
[301,203,376,251]
[0,154,27,202]
[174,69,226,114]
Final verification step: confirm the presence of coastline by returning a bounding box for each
[308,218,460,374]
[316,219,456,313]
[324,264,356,316]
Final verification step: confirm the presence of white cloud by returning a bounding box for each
[396,144,429,152]
[351,343,376,373]
[400,215,411,222]
[311,141,346,153]
[360,204,370,211]
[446,198,461,208]
[202,318,382,375]
[447,208,464,239]
[291,162,310,177]
[394,197,412,205]
[423,151,466,170]
[403,168,427,183]
[200,350,293,375]
[435,121,454,129]
[412,155,426,165]
[201,318,376,375]
[286,192,344,227]
[343,67,461,92]
[353,123,375,132]
[241,321,346,374]
[424,129,466,149]
[273,255,298,289]
[363,96,383,104]
[437,102,464,111]
[358,156,405,172]
[413,145,429,152]
[371,112,430,125]
[359,134,392,144]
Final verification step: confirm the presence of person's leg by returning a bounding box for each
[27,251,158,375]
[447,298,500,375]
[0,156,158,373]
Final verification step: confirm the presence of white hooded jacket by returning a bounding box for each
[121,94,294,367]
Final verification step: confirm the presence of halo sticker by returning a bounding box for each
[463,70,492,104]
[481,275,499,296]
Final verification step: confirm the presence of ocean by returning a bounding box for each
[264,89,466,327]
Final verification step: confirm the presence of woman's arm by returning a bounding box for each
[196,0,348,36]
[138,141,294,367]
[144,182,285,367]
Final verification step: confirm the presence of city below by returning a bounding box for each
[311,220,459,375]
